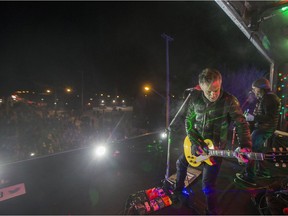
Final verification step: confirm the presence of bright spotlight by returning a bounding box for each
[161,132,167,139]
[94,145,107,157]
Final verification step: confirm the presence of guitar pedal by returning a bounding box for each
[155,197,165,209]
[161,195,172,207]
[150,199,159,211]
[144,201,151,213]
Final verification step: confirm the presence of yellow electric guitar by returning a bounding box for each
[183,136,288,167]
[183,136,217,167]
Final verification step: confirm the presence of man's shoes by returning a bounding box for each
[235,173,257,186]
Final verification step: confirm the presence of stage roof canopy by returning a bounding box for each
[216,0,288,65]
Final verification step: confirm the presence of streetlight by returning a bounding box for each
[143,85,165,100]
[143,84,166,132]
[65,88,72,93]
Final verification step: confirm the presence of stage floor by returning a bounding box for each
[0,139,286,215]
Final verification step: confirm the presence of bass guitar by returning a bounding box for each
[183,136,288,167]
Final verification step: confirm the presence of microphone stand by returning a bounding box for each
[163,90,193,186]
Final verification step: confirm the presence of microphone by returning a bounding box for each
[185,88,195,91]
[185,85,201,92]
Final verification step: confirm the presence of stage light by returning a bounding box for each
[94,145,107,157]
[160,132,167,139]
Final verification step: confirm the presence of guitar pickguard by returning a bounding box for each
[183,136,215,167]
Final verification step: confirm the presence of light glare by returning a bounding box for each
[94,145,107,157]
[161,132,167,139]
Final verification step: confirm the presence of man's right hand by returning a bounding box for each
[233,147,251,164]
[191,145,206,156]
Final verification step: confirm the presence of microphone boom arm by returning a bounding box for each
[164,91,193,181]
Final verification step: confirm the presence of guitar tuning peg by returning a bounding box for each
[272,147,276,152]
[282,163,286,168]
[279,147,283,152]
[275,163,280,167]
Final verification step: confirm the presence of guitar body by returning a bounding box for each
[183,136,215,167]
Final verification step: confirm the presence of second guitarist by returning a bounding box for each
[236,78,281,186]
[174,68,252,215]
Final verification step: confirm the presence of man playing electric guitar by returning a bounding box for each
[174,68,252,215]
[235,78,281,186]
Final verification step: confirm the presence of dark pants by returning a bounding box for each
[176,153,222,214]
[245,129,273,178]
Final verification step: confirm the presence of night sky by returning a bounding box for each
[0,1,270,97]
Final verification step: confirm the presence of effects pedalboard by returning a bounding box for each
[125,186,173,215]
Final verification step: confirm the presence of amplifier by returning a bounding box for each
[272,130,288,151]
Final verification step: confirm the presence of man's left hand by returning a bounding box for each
[245,113,254,122]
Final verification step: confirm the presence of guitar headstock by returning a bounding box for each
[267,147,288,168]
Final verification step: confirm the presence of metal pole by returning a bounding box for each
[161,33,174,128]
[161,33,173,180]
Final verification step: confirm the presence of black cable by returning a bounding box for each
[123,194,134,215]
[257,193,270,215]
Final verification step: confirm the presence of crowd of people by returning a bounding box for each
[0,101,138,164]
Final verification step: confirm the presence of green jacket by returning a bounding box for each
[185,89,252,150]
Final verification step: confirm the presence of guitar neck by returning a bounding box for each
[208,150,265,161]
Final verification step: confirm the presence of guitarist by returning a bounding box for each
[235,78,281,186]
[174,68,252,215]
